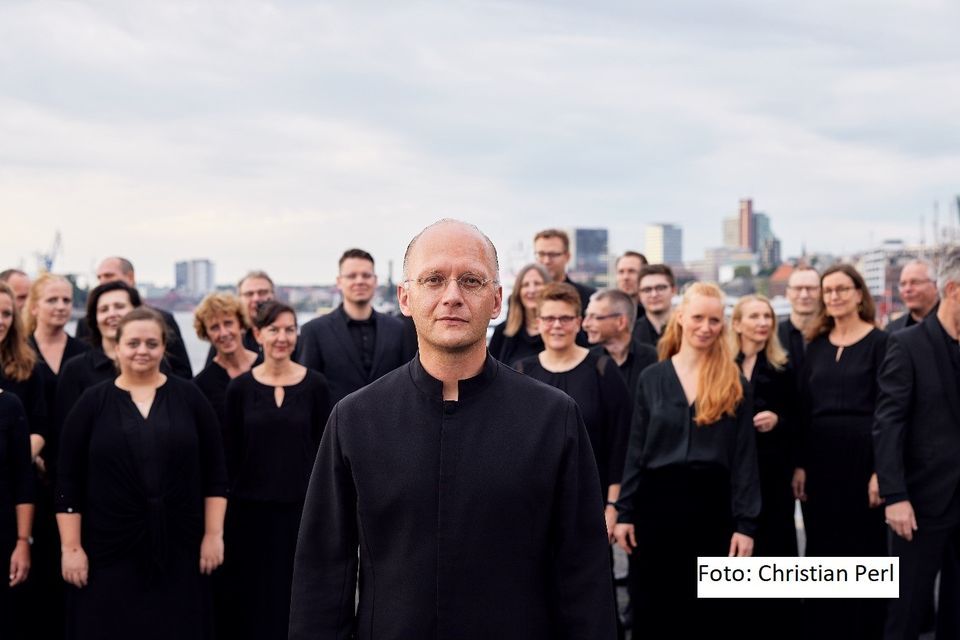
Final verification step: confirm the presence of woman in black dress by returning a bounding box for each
[514,282,631,539]
[614,282,759,638]
[488,263,551,365]
[0,390,35,636]
[793,264,888,639]
[222,301,331,640]
[56,307,228,640]
[192,292,259,427]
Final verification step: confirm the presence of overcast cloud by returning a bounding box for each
[1,0,958,285]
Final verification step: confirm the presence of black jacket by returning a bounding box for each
[296,306,409,405]
[873,313,960,518]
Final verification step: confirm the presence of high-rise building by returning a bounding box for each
[722,217,741,249]
[645,223,683,266]
[175,259,215,296]
[567,228,610,288]
[739,199,755,252]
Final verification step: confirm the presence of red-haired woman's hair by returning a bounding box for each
[658,282,743,425]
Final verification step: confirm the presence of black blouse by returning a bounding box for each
[617,360,760,536]
[516,351,632,494]
[56,377,228,565]
[737,350,796,462]
[224,370,331,503]
[0,363,49,440]
[193,354,262,432]
[488,321,544,367]
[0,392,35,539]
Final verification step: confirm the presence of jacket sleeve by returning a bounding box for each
[872,333,912,504]
[551,398,618,640]
[296,322,325,373]
[617,372,651,524]
[6,395,36,506]
[56,388,97,514]
[289,406,360,639]
[599,357,632,489]
[731,381,761,537]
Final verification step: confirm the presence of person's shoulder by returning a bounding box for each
[866,326,889,347]
[0,389,25,415]
[301,367,330,388]
[511,353,540,374]
[337,360,412,407]
[225,370,255,392]
[301,311,335,333]
[495,359,572,402]
[639,359,671,383]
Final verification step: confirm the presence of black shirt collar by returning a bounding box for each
[337,304,376,326]
[410,353,500,402]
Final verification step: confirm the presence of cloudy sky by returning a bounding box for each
[2,0,958,286]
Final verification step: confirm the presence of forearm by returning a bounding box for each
[606,483,620,505]
[15,503,34,540]
[30,434,45,458]
[204,497,227,535]
[56,513,83,549]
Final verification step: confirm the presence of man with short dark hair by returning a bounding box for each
[615,251,648,307]
[633,264,676,347]
[78,256,192,378]
[583,288,657,402]
[0,268,30,311]
[778,266,820,372]
[534,228,595,315]
[290,220,617,639]
[297,249,408,405]
[886,259,939,333]
[874,247,960,638]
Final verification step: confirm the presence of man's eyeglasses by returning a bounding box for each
[535,251,566,261]
[898,279,933,289]
[341,272,376,281]
[403,274,496,294]
[584,312,622,322]
[787,285,819,293]
[539,315,578,326]
[240,288,272,299]
[639,284,670,295]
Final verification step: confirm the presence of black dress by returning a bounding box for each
[799,328,888,639]
[617,360,759,638]
[56,377,228,640]
[515,351,631,496]
[0,392,35,633]
[222,370,331,640]
[488,321,544,366]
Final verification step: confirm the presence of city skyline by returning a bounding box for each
[2,2,959,285]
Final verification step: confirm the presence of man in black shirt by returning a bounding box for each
[583,288,657,402]
[886,259,939,333]
[534,228,595,315]
[614,251,648,322]
[290,220,616,639]
[633,264,676,348]
[777,265,820,372]
[297,249,407,405]
[874,247,960,639]
[0,268,30,312]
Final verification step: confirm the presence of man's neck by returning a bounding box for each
[419,343,487,401]
[343,299,373,321]
[910,300,937,322]
[789,311,814,332]
[603,332,632,366]
[937,303,958,340]
[645,310,670,332]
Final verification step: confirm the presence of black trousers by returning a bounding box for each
[885,486,960,640]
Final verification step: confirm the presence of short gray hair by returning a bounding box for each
[901,258,935,282]
[590,288,637,332]
[238,270,275,292]
[402,218,499,282]
[937,247,960,299]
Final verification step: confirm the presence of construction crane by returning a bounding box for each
[35,230,62,273]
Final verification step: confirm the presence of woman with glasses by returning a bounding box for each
[222,301,330,640]
[613,282,759,638]
[793,264,888,638]
[514,282,631,542]
[488,264,551,365]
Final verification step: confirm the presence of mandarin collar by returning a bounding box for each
[410,353,499,402]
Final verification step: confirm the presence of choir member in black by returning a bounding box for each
[515,282,632,540]
[192,293,259,427]
[0,269,31,312]
[204,271,276,365]
[56,308,228,640]
[0,391,34,638]
[778,266,820,373]
[793,264,888,640]
[885,259,939,332]
[614,282,759,639]
[290,219,616,640]
[582,288,658,402]
[534,228,592,346]
[614,251,648,320]
[297,249,408,405]
[74,257,192,378]
[633,264,676,347]
[222,300,330,640]
[488,262,550,364]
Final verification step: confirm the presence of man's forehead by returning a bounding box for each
[640,273,670,286]
[535,236,565,249]
[97,259,119,273]
[789,271,819,286]
[409,228,496,276]
[586,298,608,313]
[901,263,931,279]
[241,277,272,291]
[617,256,641,271]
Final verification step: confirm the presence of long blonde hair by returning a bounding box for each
[658,282,743,425]
[729,294,788,370]
[503,263,551,337]
[0,283,37,382]
[25,273,72,335]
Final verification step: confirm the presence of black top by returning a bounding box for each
[883,302,939,334]
[737,351,796,463]
[289,355,617,640]
[617,360,760,536]
[591,337,658,403]
[488,321,544,366]
[632,314,664,348]
[192,354,263,431]
[347,315,376,377]
[56,377,228,567]
[0,363,50,439]
[799,329,888,466]
[224,370,331,504]
[30,334,91,464]
[777,319,807,374]
[76,306,193,379]
[0,392,34,539]
[939,318,960,376]
[562,275,596,315]
[516,351,632,494]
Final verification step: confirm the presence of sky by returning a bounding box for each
[2,0,959,286]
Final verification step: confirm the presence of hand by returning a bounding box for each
[9,540,31,587]
[199,533,224,575]
[868,473,884,509]
[33,455,46,475]
[792,468,806,501]
[885,501,918,541]
[613,523,637,555]
[604,506,618,544]
[61,546,88,588]
[728,532,754,557]
[753,411,779,433]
